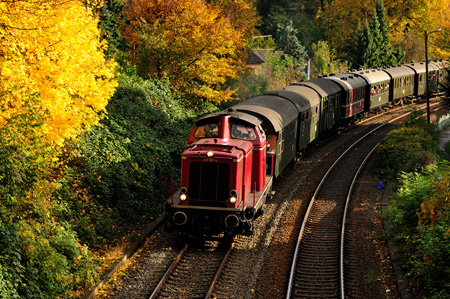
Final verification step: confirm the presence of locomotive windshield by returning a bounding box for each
[194,123,219,138]
[230,123,256,141]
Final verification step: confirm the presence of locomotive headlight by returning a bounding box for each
[230,189,237,197]
[180,187,187,201]
[207,150,214,157]
[230,196,237,203]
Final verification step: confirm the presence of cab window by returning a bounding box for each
[231,124,256,141]
[194,123,219,138]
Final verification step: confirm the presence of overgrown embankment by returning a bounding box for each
[0,76,216,298]
[375,113,450,298]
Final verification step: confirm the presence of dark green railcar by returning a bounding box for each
[266,85,320,153]
[432,59,449,90]
[429,60,447,93]
[295,79,341,133]
[382,65,415,104]
[404,62,428,98]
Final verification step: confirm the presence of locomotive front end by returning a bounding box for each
[167,138,253,236]
[165,111,272,238]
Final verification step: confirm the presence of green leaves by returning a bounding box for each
[380,118,450,297]
[375,117,437,180]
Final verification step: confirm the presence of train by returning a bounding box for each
[165,59,448,239]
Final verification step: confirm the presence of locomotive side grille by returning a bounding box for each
[188,162,229,201]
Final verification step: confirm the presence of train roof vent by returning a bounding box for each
[349,76,353,79]
[366,71,370,73]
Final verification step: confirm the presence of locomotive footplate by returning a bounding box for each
[242,175,273,213]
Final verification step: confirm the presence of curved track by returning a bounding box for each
[285,107,421,298]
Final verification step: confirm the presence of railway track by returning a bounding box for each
[150,242,233,299]
[285,104,432,298]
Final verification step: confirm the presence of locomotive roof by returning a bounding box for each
[196,109,262,126]
[382,65,415,78]
[234,94,298,133]
[265,85,320,111]
[323,74,366,91]
[294,78,341,98]
[350,68,390,84]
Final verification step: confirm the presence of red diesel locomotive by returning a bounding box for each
[165,109,274,237]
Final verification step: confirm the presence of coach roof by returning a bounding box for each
[295,78,342,98]
[265,84,319,112]
[350,68,391,84]
[234,94,298,133]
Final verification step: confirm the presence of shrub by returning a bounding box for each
[381,118,450,297]
[384,168,450,297]
[375,117,437,181]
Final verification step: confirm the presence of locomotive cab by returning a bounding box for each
[166,110,273,237]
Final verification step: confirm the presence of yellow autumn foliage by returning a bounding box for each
[418,173,450,228]
[0,0,117,147]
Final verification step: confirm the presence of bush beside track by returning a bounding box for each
[375,112,450,298]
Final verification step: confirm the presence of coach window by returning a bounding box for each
[194,123,218,138]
